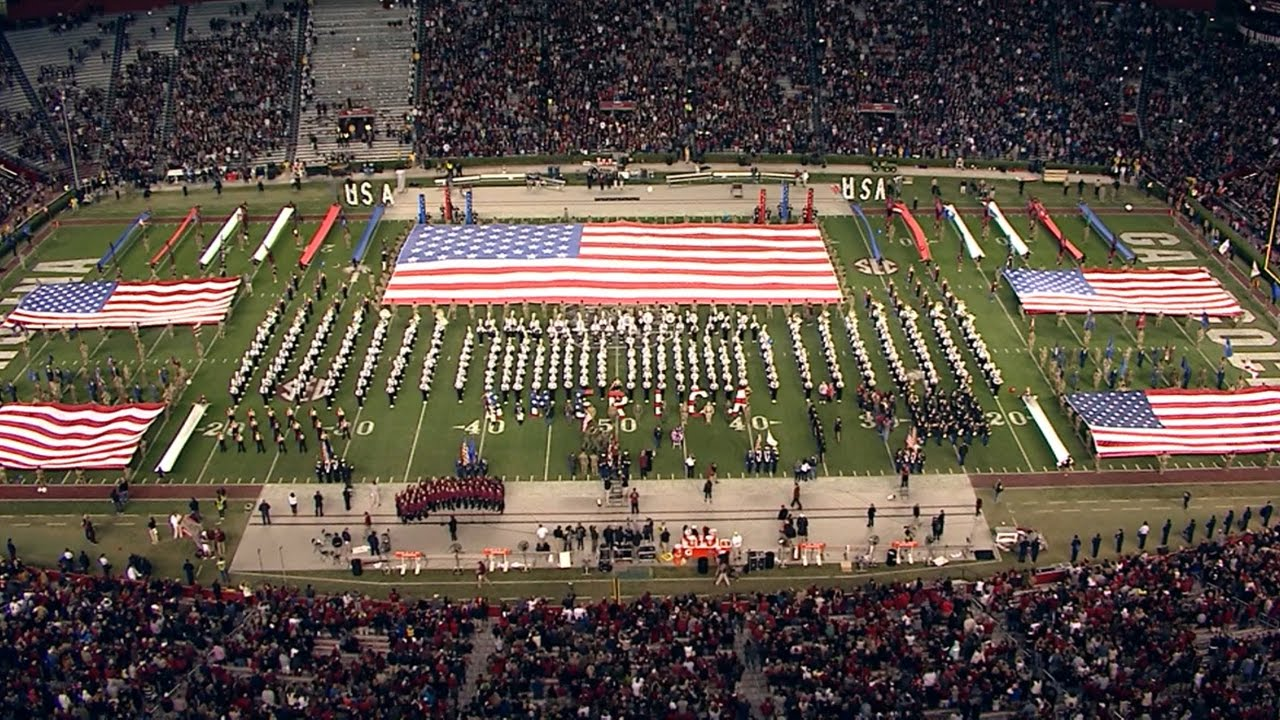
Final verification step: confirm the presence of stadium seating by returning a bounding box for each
[0,166,51,231]
[169,1,296,170]
[0,1,1277,255]
[295,0,416,164]
[8,521,1280,718]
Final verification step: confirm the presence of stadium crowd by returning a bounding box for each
[0,170,52,233]
[7,518,1280,718]
[469,593,744,717]
[168,7,296,170]
[0,0,1276,237]
[104,49,172,185]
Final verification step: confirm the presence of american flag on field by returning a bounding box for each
[382,222,843,305]
[0,403,165,470]
[1067,388,1280,458]
[1002,268,1242,317]
[3,277,240,330]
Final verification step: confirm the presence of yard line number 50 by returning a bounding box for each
[469,417,641,436]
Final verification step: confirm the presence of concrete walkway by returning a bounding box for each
[231,474,997,574]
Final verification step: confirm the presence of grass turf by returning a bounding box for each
[5,176,1279,596]
[1,178,1271,486]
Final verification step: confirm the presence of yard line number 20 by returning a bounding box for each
[199,420,375,437]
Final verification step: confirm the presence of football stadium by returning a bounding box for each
[2,0,1280,716]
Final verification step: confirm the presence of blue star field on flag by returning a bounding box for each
[1068,391,1163,429]
[398,224,583,264]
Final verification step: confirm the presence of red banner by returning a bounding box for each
[599,101,636,112]
[857,103,899,114]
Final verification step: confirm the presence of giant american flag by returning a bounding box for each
[1003,267,1241,317]
[382,222,843,305]
[3,277,240,330]
[1067,388,1280,457]
[0,403,165,470]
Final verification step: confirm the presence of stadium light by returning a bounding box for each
[1267,177,1280,278]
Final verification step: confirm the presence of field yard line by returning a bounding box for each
[542,421,553,480]
[342,407,363,460]
[478,410,489,458]
[402,402,428,483]
[991,395,1034,470]
[137,258,272,473]
[342,310,399,461]
[8,325,110,390]
[1168,320,1220,374]
[841,219,931,468]
[193,438,221,484]
[916,233,1037,470]
[8,334,54,383]
[964,262,1074,470]
[262,446,282,483]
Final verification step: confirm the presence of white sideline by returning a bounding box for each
[155,403,209,474]
[431,173,528,187]
[1022,395,1071,468]
[984,201,1030,257]
[251,206,295,264]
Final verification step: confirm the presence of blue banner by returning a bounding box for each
[1078,203,1134,262]
[97,211,151,271]
[351,203,386,265]
[851,204,881,261]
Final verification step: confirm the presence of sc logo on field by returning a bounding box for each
[853,257,899,276]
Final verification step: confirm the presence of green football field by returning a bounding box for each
[2,176,1273,487]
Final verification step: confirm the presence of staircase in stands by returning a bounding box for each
[97,16,130,163]
[0,31,66,178]
[157,3,189,162]
[283,1,312,164]
[294,0,417,166]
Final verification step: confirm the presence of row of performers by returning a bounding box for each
[480,381,755,425]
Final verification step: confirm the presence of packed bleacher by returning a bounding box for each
[1141,14,1280,249]
[1,1,1278,248]
[105,49,173,184]
[189,588,480,717]
[0,169,50,231]
[7,518,1280,717]
[0,107,60,170]
[414,0,543,158]
[168,5,296,169]
[0,561,255,717]
[540,0,689,155]
[34,84,107,167]
[469,594,744,717]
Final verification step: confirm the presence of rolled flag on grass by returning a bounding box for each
[199,207,244,268]
[155,402,209,474]
[984,201,1030,257]
[943,204,983,259]
[252,205,295,264]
